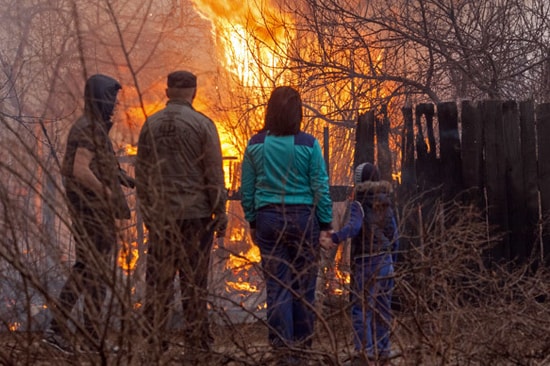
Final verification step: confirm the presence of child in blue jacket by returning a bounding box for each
[322,162,399,363]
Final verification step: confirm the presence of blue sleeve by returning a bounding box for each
[240,145,256,225]
[332,201,364,243]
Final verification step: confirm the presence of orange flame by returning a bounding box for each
[326,244,351,296]
[191,0,294,86]
[225,280,259,293]
[125,98,165,123]
[9,322,20,332]
[117,241,139,273]
[124,144,138,156]
[225,243,261,272]
[119,1,396,300]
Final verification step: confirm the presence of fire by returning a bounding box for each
[188,0,292,298]
[225,280,258,293]
[327,244,351,296]
[124,98,165,123]
[224,246,262,295]
[191,0,294,86]
[124,144,137,156]
[190,0,364,303]
[392,171,402,184]
[9,322,20,331]
[117,241,139,274]
[221,134,239,188]
[116,0,396,306]
[225,242,261,272]
[219,227,263,294]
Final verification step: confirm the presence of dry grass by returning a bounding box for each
[0,121,549,365]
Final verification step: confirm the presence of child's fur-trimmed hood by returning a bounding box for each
[354,180,392,194]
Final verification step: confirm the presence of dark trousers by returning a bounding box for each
[50,204,115,341]
[255,205,320,350]
[144,217,214,349]
[350,254,394,356]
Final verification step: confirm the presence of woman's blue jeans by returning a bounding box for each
[255,204,320,349]
[351,254,394,357]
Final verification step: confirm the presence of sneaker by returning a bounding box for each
[378,349,402,360]
[76,339,122,354]
[42,329,74,354]
[110,344,121,353]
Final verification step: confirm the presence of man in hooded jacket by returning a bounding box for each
[43,74,134,354]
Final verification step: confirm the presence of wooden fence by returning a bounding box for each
[225,100,550,267]
[361,101,550,267]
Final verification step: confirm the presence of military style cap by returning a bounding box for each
[167,71,197,88]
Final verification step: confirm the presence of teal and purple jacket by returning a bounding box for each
[240,131,332,230]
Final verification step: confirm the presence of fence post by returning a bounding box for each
[354,111,375,168]
[400,106,415,197]
[502,100,523,264]
[482,100,510,265]
[519,101,539,269]
[377,104,392,181]
[415,104,439,193]
[536,103,550,265]
[438,102,462,201]
[461,101,484,206]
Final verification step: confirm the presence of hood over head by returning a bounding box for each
[84,74,121,131]
[354,162,380,184]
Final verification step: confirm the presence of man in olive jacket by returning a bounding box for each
[135,70,227,359]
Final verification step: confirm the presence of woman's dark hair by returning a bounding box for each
[263,86,302,136]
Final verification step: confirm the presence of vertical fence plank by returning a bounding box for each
[415,104,440,192]
[519,101,539,267]
[398,106,418,252]
[377,105,392,181]
[400,107,416,196]
[416,103,437,161]
[438,102,463,200]
[502,101,524,264]
[354,111,375,167]
[460,101,484,206]
[425,104,437,163]
[400,100,549,267]
[482,100,510,264]
[536,103,550,264]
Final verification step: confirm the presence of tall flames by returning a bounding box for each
[188,0,296,298]
[117,0,399,295]
[190,0,293,87]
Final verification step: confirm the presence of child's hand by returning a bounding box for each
[320,230,336,250]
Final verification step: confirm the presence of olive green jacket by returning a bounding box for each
[135,99,226,223]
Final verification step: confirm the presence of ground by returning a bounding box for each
[0,297,410,365]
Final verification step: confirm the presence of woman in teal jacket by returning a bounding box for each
[240,86,332,363]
